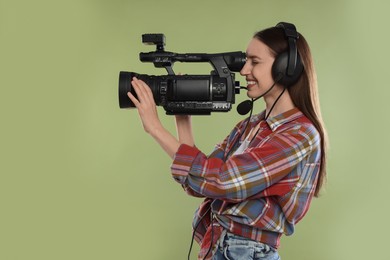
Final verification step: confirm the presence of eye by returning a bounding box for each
[245,56,262,66]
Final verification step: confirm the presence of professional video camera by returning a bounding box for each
[118,34,246,115]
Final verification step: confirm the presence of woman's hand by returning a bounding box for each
[127,77,185,158]
[127,77,163,136]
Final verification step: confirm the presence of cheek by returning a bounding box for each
[252,63,274,82]
[255,71,274,86]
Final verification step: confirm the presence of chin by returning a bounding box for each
[247,91,260,99]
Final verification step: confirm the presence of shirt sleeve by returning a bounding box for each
[174,134,229,198]
[171,124,319,202]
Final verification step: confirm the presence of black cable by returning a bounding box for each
[248,87,287,144]
[234,79,282,155]
[202,211,215,260]
[225,85,287,161]
[187,207,211,260]
[265,87,286,121]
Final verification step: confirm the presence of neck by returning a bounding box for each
[264,87,295,119]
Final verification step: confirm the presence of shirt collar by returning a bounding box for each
[251,107,304,132]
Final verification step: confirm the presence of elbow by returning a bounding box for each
[201,180,249,202]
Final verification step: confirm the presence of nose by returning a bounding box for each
[240,60,250,76]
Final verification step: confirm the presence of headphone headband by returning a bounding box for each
[276,22,299,77]
[276,22,299,39]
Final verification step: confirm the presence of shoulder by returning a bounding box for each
[278,115,321,148]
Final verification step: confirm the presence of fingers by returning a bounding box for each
[127,77,157,109]
[127,91,140,107]
[131,77,155,105]
[132,77,151,93]
[130,77,146,103]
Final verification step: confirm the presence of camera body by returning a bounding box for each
[118,34,245,115]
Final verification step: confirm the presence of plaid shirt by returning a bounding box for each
[171,108,321,251]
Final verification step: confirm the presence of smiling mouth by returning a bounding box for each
[246,81,257,88]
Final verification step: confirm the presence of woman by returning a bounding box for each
[127,22,327,260]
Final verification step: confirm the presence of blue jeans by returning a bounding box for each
[212,230,281,260]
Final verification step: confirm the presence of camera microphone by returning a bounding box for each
[237,99,256,115]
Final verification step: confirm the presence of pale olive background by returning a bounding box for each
[1,0,389,259]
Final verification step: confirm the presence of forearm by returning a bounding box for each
[149,125,181,159]
[175,115,195,147]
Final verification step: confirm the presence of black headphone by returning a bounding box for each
[272,22,304,87]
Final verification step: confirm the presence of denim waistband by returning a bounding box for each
[214,229,280,260]
[217,229,277,251]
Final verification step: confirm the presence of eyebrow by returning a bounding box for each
[245,53,262,60]
[246,54,262,60]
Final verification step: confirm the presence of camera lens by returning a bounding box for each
[118,72,137,108]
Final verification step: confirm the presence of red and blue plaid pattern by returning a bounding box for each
[171,108,321,250]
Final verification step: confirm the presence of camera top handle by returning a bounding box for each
[139,34,246,76]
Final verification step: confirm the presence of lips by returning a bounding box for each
[246,80,257,89]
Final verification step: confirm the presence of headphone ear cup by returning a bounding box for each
[272,52,304,86]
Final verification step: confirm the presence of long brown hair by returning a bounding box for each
[254,26,328,197]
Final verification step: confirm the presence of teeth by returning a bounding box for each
[247,81,256,85]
